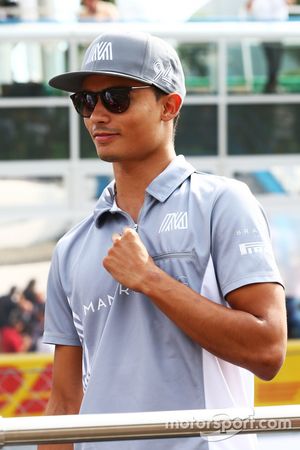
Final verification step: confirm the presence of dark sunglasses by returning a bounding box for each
[70,85,151,117]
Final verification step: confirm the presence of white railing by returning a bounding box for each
[0,405,299,447]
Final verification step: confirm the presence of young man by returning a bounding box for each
[41,31,287,450]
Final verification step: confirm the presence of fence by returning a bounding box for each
[1,341,300,419]
[0,353,52,417]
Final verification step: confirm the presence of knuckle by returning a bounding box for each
[123,227,133,236]
[114,238,123,248]
[102,256,108,268]
[107,247,115,256]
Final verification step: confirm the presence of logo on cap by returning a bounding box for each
[153,59,174,87]
[88,41,113,63]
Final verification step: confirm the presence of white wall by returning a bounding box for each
[197,0,244,17]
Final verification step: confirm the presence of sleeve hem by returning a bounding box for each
[43,332,81,346]
[222,274,284,297]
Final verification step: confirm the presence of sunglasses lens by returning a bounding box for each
[102,88,130,113]
[71,92,97,118]
[71,88,132,117]
[84,93,98,115]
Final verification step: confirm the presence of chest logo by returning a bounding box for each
[159,211,188,233]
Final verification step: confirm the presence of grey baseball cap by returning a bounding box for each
[49,31,186,101]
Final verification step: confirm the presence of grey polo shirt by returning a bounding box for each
[44,155,282,450]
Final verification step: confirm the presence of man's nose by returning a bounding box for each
[89,97,110,122]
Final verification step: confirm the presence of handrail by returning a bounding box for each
[1,20,300,41]
[0,405,299,447]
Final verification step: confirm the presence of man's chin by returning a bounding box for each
[97,150,120,163]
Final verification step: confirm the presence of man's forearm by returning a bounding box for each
[37,391,81,450]
[141,265,285,380]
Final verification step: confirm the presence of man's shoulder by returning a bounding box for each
[190,171,251,201]
[55,213,94,253]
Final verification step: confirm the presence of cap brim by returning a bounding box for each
[49,71,155,93]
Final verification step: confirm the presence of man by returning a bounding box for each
[40,31,287,450]
[79,0,119,21]
[246,0,295,92]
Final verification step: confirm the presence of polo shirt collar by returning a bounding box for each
[146,155,195,202]
[93,180,118,225]
[94,155,195,224]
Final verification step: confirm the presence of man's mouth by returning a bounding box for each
[93,132,119,143]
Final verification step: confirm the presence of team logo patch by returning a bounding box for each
[159,212,188,233]
[239,241,267,256]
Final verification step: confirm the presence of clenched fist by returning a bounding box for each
[103,227,157,292]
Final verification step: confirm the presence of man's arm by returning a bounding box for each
[103,228,287,381]
[38,345,83,450]
[142,272,286,381]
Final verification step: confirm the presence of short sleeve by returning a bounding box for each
[43,246,81,346]
[211,179,283,297]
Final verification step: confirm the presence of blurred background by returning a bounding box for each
[0,0,300,447]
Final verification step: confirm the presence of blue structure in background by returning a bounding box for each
[95,175,112,199]
[253,170,286,194]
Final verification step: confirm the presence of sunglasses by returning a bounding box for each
[70,85,152,117]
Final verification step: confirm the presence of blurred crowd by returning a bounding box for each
[79,0,119,21]
[0,279,49,353]
[0,0,199,22]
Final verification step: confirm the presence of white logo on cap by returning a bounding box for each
[89,41,113,63]
[153,59,173,86]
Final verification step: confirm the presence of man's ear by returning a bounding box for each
[161,93,182,122]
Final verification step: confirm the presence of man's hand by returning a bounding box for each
[103,227,156,291]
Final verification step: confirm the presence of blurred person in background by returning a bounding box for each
[0,286,20,329]
[22,278,46,351]
[22,278,44,326]
[0,309,32,353]
[39,30,287,450]
[23,278,44,306]
[246,0,295,92]
[79,0,119,20]
[0,285,33,330]
[286,296,300,338]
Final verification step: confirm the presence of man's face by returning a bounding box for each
[82,75,166,163]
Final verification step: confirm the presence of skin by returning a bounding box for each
[80,0,119,20]
[38,345,83,449]
[246,0,295,11]
[39,73,287,450]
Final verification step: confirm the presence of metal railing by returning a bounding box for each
[0,405,299,447]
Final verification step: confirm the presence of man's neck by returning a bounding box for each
[113,151,176,223]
